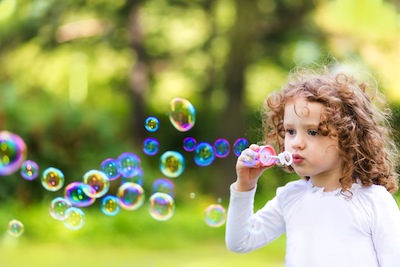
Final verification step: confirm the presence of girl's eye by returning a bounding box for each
[308,130,318,136]
[286,129,296,135]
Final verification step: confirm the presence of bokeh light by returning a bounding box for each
[168,98,196,132]
[159,151,185,178]
[0,131,27,176]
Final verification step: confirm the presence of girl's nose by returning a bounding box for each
[291,134,305,150]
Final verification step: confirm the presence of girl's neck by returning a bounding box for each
[310,176,342,192]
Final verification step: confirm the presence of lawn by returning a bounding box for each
[0,199,286,267]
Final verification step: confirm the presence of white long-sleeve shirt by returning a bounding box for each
[226,179,400,267]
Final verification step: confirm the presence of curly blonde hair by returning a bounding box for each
[263,66,399,194]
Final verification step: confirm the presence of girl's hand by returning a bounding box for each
[234,144,270,192]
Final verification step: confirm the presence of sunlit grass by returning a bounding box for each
[0,200,286,267]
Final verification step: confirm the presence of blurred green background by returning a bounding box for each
[1,0,400,266]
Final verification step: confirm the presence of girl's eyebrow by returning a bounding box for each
[283,123,320,128]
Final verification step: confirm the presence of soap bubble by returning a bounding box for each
[149,192,175,221]
[117,182,145,210]
[0,131,27,176]
[64,182,96,207]
[152,178,175,198]
[143,137,159,156]
[41,167,65,192]
[20,160,39,181]
[121,167,144,186]
[83,170,110,198]
[50,197,72,221]
[100,158,120,181]
[101,195,120,216]
[117,152,141,178]
[168,98,196,132]
[213,138,230,158]
[233,138,249,156]
[204,204,226,228]
[159,151,185,178]
[7,219,24,237]
[194,142,215,167]
[63,207,85,230]
[144,116,160,132]
[183,137,197,152]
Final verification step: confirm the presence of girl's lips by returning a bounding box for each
[292,154,304,164]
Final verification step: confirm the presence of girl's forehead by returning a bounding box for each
[284,99,326,121]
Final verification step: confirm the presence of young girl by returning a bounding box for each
[225,66,400,267]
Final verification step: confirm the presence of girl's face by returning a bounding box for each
[283,99,343,186]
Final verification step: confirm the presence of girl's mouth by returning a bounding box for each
[292,154,304,164]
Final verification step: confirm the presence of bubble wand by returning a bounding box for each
[258,145,293,167]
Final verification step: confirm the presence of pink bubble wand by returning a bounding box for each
[258,145,293,167]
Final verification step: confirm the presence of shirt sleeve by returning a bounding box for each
[370,187,400,267]
[225,183,286,253]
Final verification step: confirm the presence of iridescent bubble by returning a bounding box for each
[20,160,39,181]
[117,152,141,178]
[64,182,96,207]
[117,182,145,210]
[41,167,65,192]
[159,151,185,178]
[100,158,120,181]
[50,197,72,221]
[233,138,249,156]
[213,138,230,158]
[83,169,110,198]
[168,98,196,132]
[143,137,159,156]
[183,137,197,152]
[149,192,175,221]
[204,204,226,228]
[63,207,85,230]
[152,178,175,198]
[144,116,160,132]
[194,142,215,167]
[7,219,24,237]
[0,131,27,176]
[121,167,144,186]
[101,195,120,216]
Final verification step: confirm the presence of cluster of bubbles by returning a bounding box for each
[1,97,249,236]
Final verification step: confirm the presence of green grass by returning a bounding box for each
[0,199,286,267]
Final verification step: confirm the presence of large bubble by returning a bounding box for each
[63,207,86,230]
[159,151,185,178]
[100,158,120,181]
[233,138,249,156]
[41,167,65,192]
[117,152,141,178]
[49,197,72,221]
[64,182,96,207]
[101,195,120,216]
[82,169,110,198]
[20,160,39,181]
[213,138,230,158]
[117,182,145,210]
[168,98,196,132]
[194,142,215,167]
[204,204,226,228]
[152,178,175,198]
[148,192,175,221]
[0,131,27,176]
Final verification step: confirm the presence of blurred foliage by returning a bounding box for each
[0,0,399,205]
